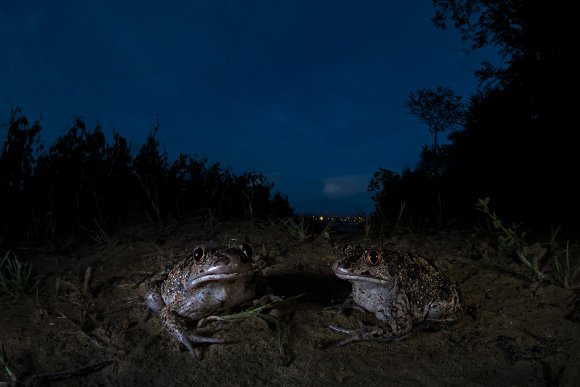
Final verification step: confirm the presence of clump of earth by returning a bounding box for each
[1,217,579,386]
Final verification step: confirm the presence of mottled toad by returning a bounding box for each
[330,241,462,345]
[145,243,256,357]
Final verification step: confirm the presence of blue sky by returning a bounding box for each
[0,0,499,215]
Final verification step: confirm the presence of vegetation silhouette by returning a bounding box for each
[371,0,576,230]
[0,108,293,246]
[2,2,574,244]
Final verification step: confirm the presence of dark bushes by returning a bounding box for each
[0,108,293,245]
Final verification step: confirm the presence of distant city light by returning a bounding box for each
[311,214,367,225]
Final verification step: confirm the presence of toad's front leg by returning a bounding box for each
[324,293,368,315]
[145,279,166,313]
[159,307,225,358]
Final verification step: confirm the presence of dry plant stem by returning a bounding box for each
[281,217,310,241]
[476,197,580,287]
[0,250,35,298]
[83,266,92,294]
[0,340,17,384]
[516,252,545,282]
[391,201,406,237]
[135,173,162,225]
[26,361,114,384]
[57,310,126,354]
[218,294,304,322]
[364,216,372,238]
[239,189,254,219]
[476,197,522,245]
[215,294,304,356]
[555,241,580,288]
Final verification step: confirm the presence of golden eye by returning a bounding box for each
[365,249,382,266]
[193,245,206,264]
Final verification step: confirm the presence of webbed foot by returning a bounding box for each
[160,308,225,358]
[328,320,414,347]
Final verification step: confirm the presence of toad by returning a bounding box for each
[145,243,256,357]
[330,241,462,346]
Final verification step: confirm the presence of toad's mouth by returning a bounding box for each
[190,268,255,287]
[335,272,390,285]
[334,266,391,285]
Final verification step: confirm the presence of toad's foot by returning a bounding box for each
[160,308,225,358]
[328,320,415,347]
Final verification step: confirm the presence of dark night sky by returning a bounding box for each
[0,1,499,215]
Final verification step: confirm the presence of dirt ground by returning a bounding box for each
[1,217,580,386]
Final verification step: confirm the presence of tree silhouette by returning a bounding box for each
[368,1,575,227]
[0,108,42,236]
[0,108,42,193]
[405,86,465,150]
[431,0,576,224]
[405,86,465,176]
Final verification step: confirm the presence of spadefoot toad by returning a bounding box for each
[330,241,462,345]
[145,243,256,357]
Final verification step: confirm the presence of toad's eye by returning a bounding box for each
[240,243,253,262]
[365,250,382,266]
[193,246,207,264]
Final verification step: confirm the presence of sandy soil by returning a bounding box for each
[1,218,580,386]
